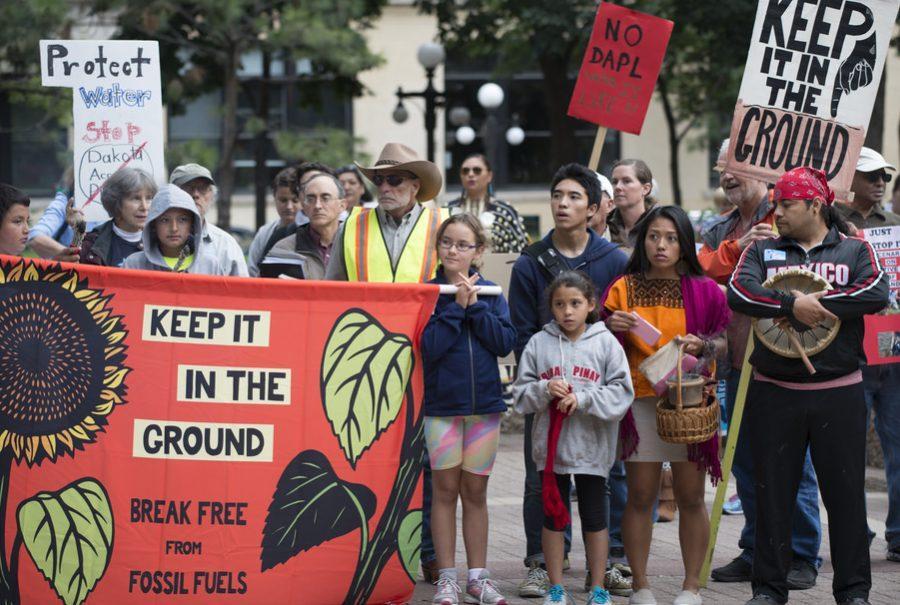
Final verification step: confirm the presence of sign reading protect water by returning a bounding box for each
[40,40,165,222]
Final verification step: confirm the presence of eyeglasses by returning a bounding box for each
[863,171,893,184]
[371,174,409,187]
[181,181,212,195]
[438,238,479,252]
[461,166,484,176]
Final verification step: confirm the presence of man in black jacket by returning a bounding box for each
[728,167,889,605]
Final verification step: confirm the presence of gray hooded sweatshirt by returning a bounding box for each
[122,185,227,275]
[513,320,634,477]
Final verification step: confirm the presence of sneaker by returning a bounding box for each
[587,586,612,604]
[612,562,632,577]
[543,584,575,605]
[710,556,752,583]
[433,575,461,605]
[629,588,657,605]
[519,563,550,598]
[722,494,743,515]
[466,571,507,605]
[887,545,900,562]
[743,596,782,605]
[605,566,633,596]
[672,590,702,605]
[785,559,816,590]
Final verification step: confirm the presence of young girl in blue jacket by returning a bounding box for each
[422,213,517,605]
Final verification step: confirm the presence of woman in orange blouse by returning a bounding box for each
[603,206,730,605]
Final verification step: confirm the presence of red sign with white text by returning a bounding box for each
[567,3,673,134]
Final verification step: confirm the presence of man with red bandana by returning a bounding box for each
[728,167,889,605]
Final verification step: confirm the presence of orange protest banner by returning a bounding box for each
[0,256,438,605]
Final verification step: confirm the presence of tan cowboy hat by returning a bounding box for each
[356,143,443,202]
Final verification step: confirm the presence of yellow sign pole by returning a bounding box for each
[588,127,608,171]
[700,339,754,587]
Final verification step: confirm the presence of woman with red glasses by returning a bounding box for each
[446,153,529,253]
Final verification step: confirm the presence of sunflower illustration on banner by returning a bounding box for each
[0,259,129,605]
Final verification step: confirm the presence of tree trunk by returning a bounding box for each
[217,47,239,230]
[864,70,885,151]
[657,76,683,207]
[253,52,271,231]
[538,53,577,170]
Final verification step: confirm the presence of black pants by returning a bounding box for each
[746,379,870,603]
[542,472,608,532]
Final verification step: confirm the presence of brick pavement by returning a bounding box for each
[411,431,900,605]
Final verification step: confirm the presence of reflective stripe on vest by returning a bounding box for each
[343,206,448,282]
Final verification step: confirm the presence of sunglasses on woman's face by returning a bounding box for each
[864,170,893,184]
[371,174,408,187]
[461,166,483,176]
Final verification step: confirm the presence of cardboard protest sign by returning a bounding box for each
[861,225,900,364]
[40,40,165,222]
[567,2,673,135]
[725,0,900,197]
[0,256,437,604]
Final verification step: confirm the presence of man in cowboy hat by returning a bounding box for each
[325,142,445,282]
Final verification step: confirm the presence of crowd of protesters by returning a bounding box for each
[0,138,896,605]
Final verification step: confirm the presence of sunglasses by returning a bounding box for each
[461,166,483,176]
[371,174,409,187]
[863,171,893,184]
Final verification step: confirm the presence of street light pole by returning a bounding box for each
[392,43,446,164]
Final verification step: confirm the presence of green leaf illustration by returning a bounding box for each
[397,509,422,581]
[321,309,413,468]
[260,450,376,572]
[16,478,114,605]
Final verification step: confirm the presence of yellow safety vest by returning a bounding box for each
[343,205,447,283]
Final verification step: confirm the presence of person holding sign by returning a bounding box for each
[603,206,730,605]
[703,140,823,590]
[728,167,889,605]
[835,147,900,565]
[169,163,249,277]
[79,167,157,267]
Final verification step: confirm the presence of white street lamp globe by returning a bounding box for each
[448,106,471,127]
[477,82,504,109]
[417,42,445,70]
[392,103,409,124]
[506,126,525,146]
[455,126,476,145]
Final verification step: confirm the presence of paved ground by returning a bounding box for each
[411,431,900,605]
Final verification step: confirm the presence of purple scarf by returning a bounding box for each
[602,275,731,482]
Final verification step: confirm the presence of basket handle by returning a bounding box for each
[675,340,685,412]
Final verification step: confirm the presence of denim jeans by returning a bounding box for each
[523,413,571,565]
[726,370,822,566]
[863,364,900,550]
[607,461,626,550]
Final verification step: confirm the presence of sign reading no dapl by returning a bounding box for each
[40,40,165,222]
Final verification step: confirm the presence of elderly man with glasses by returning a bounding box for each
[325,143,446,282]
[835,147,900,566]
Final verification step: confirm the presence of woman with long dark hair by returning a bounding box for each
[602,205,730,605]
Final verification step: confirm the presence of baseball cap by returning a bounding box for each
[856,147,896,173]
[596,173,613,199]
[169,163,216,187]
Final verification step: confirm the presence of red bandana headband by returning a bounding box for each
[772,166,835,206]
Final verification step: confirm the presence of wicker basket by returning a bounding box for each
[656,342,719,445]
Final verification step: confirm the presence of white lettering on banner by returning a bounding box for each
[40,40,164,222]
[133,419,274,462]
[176,365,291,405]
[142,305,271,346]
[725,0,900,197]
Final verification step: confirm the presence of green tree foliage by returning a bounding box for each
[91,0,386,228]
[417,0,756,205]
